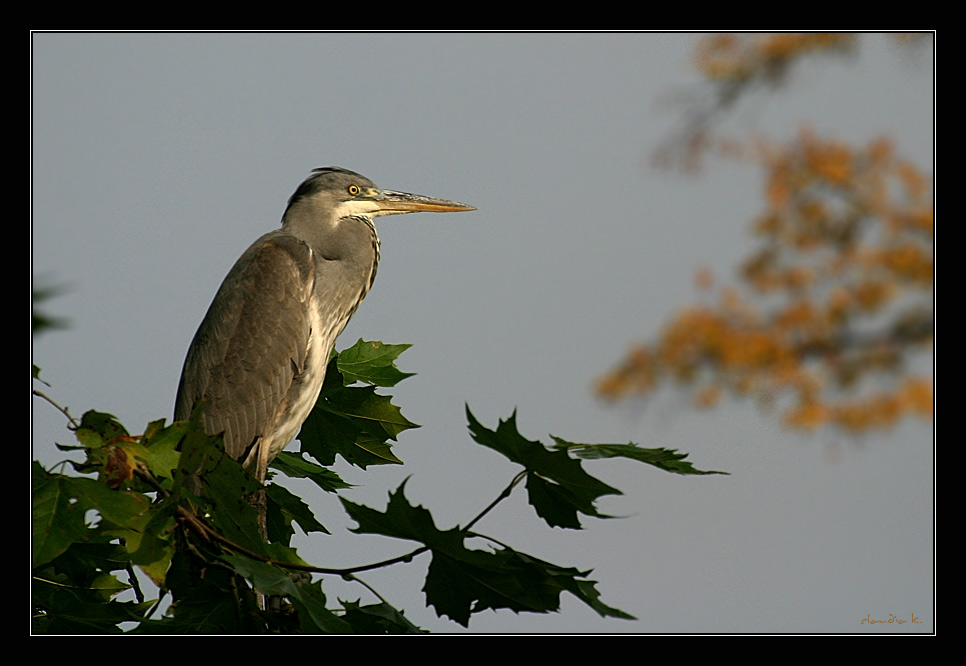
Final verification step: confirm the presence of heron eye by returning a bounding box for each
[347,184,361,196]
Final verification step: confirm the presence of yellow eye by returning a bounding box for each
[348,184,360,196]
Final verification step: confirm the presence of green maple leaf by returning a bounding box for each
[269,451,353,493]
[336,339,415,387]
[465,407,621,529]
[341,481,632,626]
[551,438,728,476]
[298,343,418,468]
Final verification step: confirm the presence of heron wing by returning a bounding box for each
[175,231,316,462]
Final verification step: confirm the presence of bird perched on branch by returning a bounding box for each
[175,167,475,487]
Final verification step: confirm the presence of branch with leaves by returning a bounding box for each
[33,339,724,634]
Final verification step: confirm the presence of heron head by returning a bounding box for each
[285,167,475,223]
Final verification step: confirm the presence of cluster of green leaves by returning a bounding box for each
[33,339,726,634]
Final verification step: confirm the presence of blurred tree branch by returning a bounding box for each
[32,278,70,337]
[599,33,933,434]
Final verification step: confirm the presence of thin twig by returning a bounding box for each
[32,389,80,429]
[462,471,526,533]
[125,562,145,604]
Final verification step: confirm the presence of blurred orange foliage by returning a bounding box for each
[694,33,856,85]
[656,33,930,173]
[597,128,933,433]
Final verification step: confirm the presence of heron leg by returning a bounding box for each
[252,439,272,540]
[251,441,272,610]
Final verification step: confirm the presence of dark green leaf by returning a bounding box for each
[78,410,129,442]
[338,599,426,634]
[270,451,353,492]
[33,575,152,634]
[466,407,621,529]
[144,557,264,634]
[32,279,70,337]
[551,437,728,476]
[509,551,635,621]
[290,579,354,634]
[524,472,612,529]
[32,463,90,568]
[33,363,51,385]
[299,381,417,468]
[177,415,268,556]
[32,463,153,567]
[298,342,418,468]
[342,482,632,626]
[225,555,353,633]
[265,482,330,546]
[341,479,452,546]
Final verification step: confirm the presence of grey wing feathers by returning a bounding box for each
[175,231,315,461]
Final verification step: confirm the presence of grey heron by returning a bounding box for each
[175,167,475,488]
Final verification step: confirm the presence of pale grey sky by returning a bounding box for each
[31,32,934,633]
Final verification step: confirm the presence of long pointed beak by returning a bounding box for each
[371,189,476,215]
